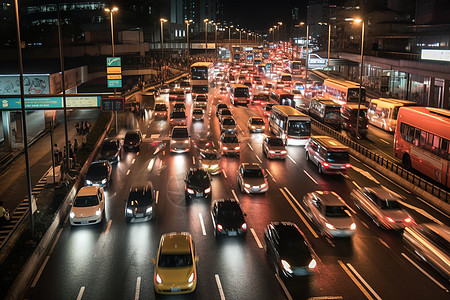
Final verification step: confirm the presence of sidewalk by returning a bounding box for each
[0,109,99,213]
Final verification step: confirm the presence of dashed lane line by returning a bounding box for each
[215,274,226,300]
[303,170,318,184]
[275,273,293,300]
[76,286,86,300]
[199,213,207,235]
[250,228,263,248]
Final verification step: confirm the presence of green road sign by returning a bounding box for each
[107,57,121,67]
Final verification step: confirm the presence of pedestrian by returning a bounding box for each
[73,139,78,153]
[87,121,92,133]
[53,143,60,163]
[75,122,80,134]
[82,121,87,135]
[68,141,73,159]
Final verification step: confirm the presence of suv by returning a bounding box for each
[85,160,112,188]
[170,126,190,153]
[305,136,351,175]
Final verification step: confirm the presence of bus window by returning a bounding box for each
[288,120,310,137]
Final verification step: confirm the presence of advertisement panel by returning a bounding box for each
[0,74,50,95]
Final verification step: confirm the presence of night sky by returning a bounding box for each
[222,0,308,32]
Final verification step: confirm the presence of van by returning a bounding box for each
[305,136,351,174]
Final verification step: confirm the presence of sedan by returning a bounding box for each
[99,138,121,163]
[169,111,187,126]
[200,149,221,175]
[216,103,229,116]
[220,117,237,134]
[219,133,240,156]
[125,184,156,223]
[85,160,112,188]
[185,168,212,201]
[262,136,287,159]
[303,191,356,238]
[123,130,142,152]
[218,109,233,123]
[70,186,105,226]
[211,199,247,238]
[237,163,268,194]
[264,222,317,278]
[247,117,265,133]
[351,187,416,230]
[192,108,205,121]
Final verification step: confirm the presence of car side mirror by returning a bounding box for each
[150,258,155,264]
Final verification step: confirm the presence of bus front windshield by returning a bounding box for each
[287,120,311,137]
[292,62,302,69]
[191,67,208,80]
[347,88,365,102]
[234,87,249,98]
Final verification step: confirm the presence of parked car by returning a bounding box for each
[123,130,143,152]
[84,160,112,188]
[303,191,356,238]
[70,186,105,226]
[211,198,247,238]
[237,163,268,194]
[262,136,287,159]
[99,138,121,163]
[184,168,212,201]
[125,183,156,223]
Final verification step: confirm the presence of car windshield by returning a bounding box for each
[268,138,284,146]
[254,76,261,81]
[325,205,348,218]
[221,110,232,116]
[125,133,140,141]
[202,152,220,160]
[193,109,203,114]
[158,254,192,268]
[222,136,238,143]
[171,111,186,118]
[222,118,236,125]
[174,103,185,108]
[279,236,310,255]
[251,118,264,125]
[380,200,402,210]
[155,104,167,111]
[102,141,117,151]
[87,164,107,176]
[326,152,349,163]
[196,96,207,101]
[74,195,99,207]
[287,120,311,136]
[171,128,188,138]
[127,190,152,206]
[243,168,263,178]
[218,204,242,218]
[217,104,228,110]
[292,90,302,94]
[188,171,209,186]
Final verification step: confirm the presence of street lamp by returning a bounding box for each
[354,18,365,139]
[160,18,167,82]
[213,22,220,61]
[185,19,193,60]
[319,22,332,72]
[237,28,242,49]
[273,25,277,42]
[299,22,309,79]
[204,19,209,54]
[228,25,233,52]
[104,7,118,56]
[277,22,282,42]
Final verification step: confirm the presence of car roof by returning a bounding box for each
[160,232,192,254]
[365,187,397,200]
[311,136,348,151]
[215,198,240,208]
[270,222,304,239]
[241,163,262,170]
[91,160,110,167]
[311,191,345,206]
[77,186,100,196]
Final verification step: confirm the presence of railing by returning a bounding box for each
[311,119,450,203]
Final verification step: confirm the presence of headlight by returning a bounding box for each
[184,139,189,144]
[95,208,102,216]
[70,211,75,218]
[171,140,176,144]
[126,208,133,214]
[325,223,336,230]
[85,180,92,185]
[146,206,152,214]
[350,223,356,230]
[205,187,211,193]
[210,164,219,169]
[101,178,107,184]
[281,260,293,274]
[251,125,255,129]
[260,183,267,188]
[187,272,195,283]
[244,183,251,188]
[235,146,240,150]
[186,188,195,194]
[308,259,317,269]
[155,273,163,284]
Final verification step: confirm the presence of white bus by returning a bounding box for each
[323,78,365,106]
[269,105,311,146]
[368,98,416,132]
[190,62,213,97]
[230,84,251,106]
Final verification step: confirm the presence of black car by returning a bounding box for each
[99,138,121,163]
[184,168,211,201]
[264,222,317,278]
[125,184,156,223]
[123,130,143,152]
[211,199,247,238]
[84,160,112,188]
[216,103,229,116]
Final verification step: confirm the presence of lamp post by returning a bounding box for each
[238,29,242,49]
[299,22,309,80]
[105,7,118,56]
[273,25,277,42]
[160,18,167,82]
[185,19,192,60]
[213,22,219,61]
[204,19,209,54]
[354,18,365,139]
[318,22,332,73]
[277,22,282,42]
[228,25,233,52]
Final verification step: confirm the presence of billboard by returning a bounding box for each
[0,96,101,110]
[0,74,50,95]
[421,49,450,62]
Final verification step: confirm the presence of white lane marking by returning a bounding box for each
[338,261,374,300]
[104,220,112,235]
[231,189,239,202]
[132,158,136,164]
[155,190,159,204]
[416,197,450,219]
[275,273,293,300]
[265,169,277,182]
[353,181,362,190]
[49,228,63,255]
[287,154,297,164]
[380,138,390,144]
[398,200,445,226]
[326,237,336,247]
[281,188,319,238]
[401,253,449,292]
[346,263,382,300]
[247,143,254,151]
[256,155,262,163]
[303,170,318,185]
[361,221,370,229]
[215,274,226,300]
[126,169,131,176]
[364,164,411,194]
[308,297,343,300]
[199,213,207,235]
[31,255,50,288]
[250,228,263,248]
[222,170,228,178]
[76,286,85,300]
[351,166,380,184]
[192,156,196,165]
[378,238,390,249]
[208,125,210,129]
[150,134,159,139]
[135,277,141,300]
[350,155,361,162]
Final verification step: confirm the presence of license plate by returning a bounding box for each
[196,192,203,197]
[136,213,144,217]
[253,186,259,189]
[228,231,237,236]
[81,221,88,225]
[170,288,181,292]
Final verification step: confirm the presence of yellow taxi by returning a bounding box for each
[200,149,221,175]
[153,232,198,294]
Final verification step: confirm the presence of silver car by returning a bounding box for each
[169,126,190,153]
[220,117,237,133]
[351,187,416,230]
[237,163,268,194]
[303,191,356,238]
[219,133,240,156]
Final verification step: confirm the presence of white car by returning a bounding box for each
[237,163,268,194]
[170,126,190,153]
[70,186,105,226]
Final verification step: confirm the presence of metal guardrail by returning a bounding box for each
[311,119,450,203]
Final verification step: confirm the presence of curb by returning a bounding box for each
[6,112,114,300]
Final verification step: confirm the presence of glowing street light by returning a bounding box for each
[353,17,365,139]
[185,19,193,59]
[104,7,119,57]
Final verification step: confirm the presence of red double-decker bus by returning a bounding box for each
[394,106,450,187]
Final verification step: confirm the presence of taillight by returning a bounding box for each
[241,223,247,230]
[404,217,412,223]
[322,162,330,167]
[205,187,211,193]
[345,163,351,168]
[235,146,240,150]
[217,224,223,232]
